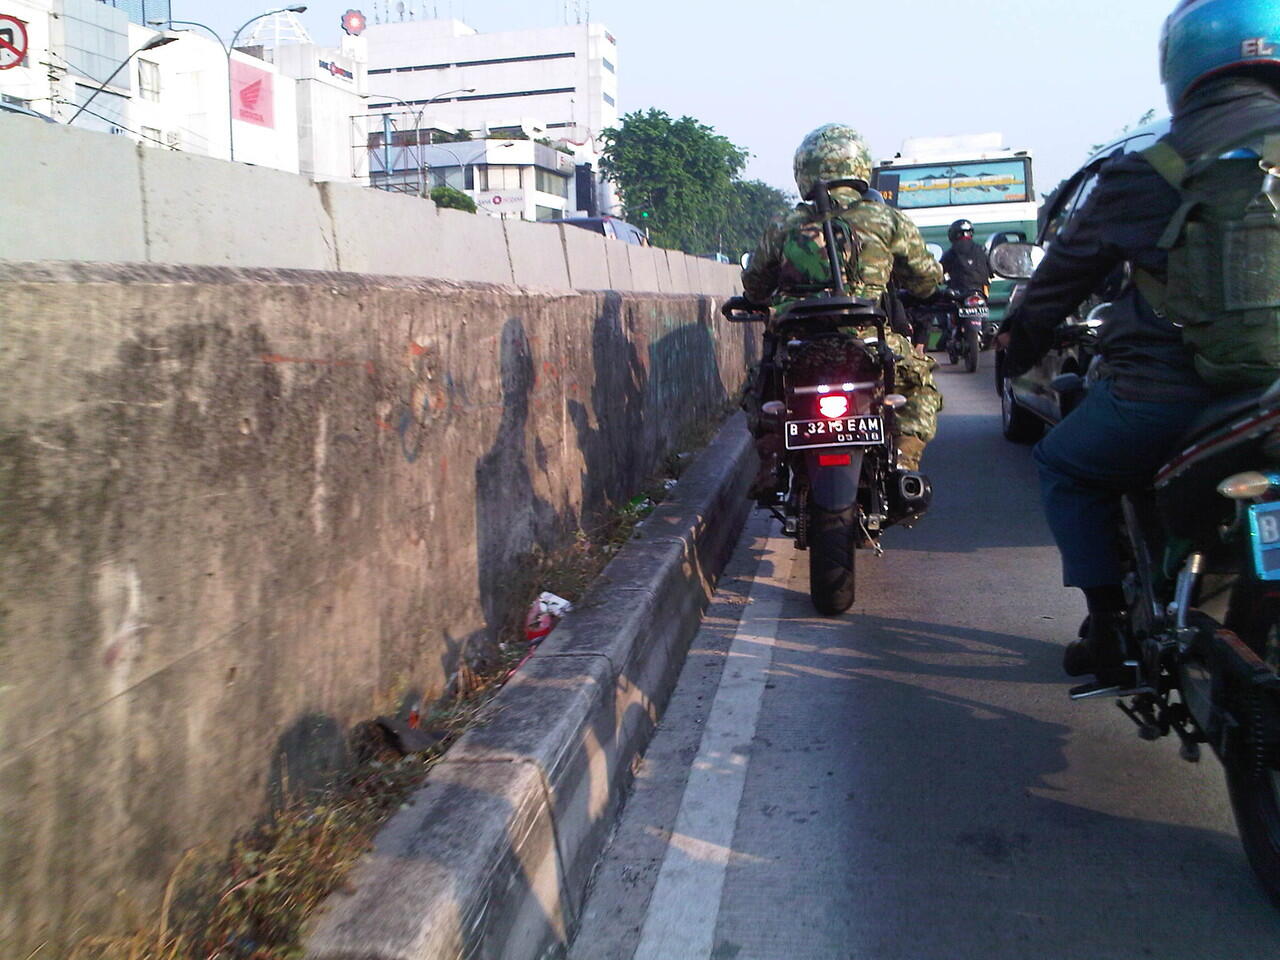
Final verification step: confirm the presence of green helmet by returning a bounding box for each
[793,124,873,200]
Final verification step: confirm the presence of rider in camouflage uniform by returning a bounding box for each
[742,124,944,470]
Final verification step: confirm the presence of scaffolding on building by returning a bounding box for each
[351,110,475,196]
[240,12,313,50]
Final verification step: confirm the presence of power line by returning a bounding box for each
[55,98,177,149]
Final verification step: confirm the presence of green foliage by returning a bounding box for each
[536,136,575,155]
[600,109,752,253]
[452,127,473,142]
[1089,107,1159,153]
[722,179,793,260]
[431,185,477,214]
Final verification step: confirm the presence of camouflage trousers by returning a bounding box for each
[875,329,943,443]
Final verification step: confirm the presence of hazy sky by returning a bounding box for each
[187,0,1175,199]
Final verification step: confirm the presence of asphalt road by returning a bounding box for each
[569,358,1280,960]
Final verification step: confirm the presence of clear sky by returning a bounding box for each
[185,0,1175,200]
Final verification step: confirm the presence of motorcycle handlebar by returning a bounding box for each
[721,296,769,323]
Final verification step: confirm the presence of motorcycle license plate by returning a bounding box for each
[1249,502,1280,581]
[785,415,884,451]
[958,307,988,319]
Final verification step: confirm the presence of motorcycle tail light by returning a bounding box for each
[965,295,982,307]
[818,394,850,419]
[818,453,852,467]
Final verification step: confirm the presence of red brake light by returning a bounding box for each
[965,295,982,306]
[818,394,850,419]
[818,453,852,466]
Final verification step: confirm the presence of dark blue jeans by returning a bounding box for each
[1032,378,1207,588]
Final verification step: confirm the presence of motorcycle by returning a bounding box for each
[722,178,931,615]
[944,289,989,374]
[993,242,1280,905]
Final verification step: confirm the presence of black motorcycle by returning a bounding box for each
[723,178,931,615]
[943,289,989,373]
[993,243,1280,905]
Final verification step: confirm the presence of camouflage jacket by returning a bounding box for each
[742,189,942,307]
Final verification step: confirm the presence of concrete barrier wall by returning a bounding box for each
[0,261,758,956]
[0,115,741,295]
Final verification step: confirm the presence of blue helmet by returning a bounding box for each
[1160,0,1280,110]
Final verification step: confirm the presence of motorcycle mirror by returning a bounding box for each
[925,242,944,261]
[740,252,752,270]
[989,242,1046,280]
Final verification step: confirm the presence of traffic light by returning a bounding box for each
[638,210,651,220]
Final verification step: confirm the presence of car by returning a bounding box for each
[993,118,1171,444]
[560,215,650,246]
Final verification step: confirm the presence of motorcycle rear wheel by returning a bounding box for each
[1225,723,1280,908]
[964,328,980,373]
[1222,597,1280,906]
[808,506,856,615]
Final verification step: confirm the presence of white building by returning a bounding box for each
[0,1,330,176]
[271,41,366,181]
[360,17,619,219]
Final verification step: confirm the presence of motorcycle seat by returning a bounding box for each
[1176,387,1269,447]
[785,296,884,321]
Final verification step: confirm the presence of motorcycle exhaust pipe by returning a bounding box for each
[898,471,930,502]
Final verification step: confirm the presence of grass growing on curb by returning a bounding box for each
[70,413,730,960]
[69,656,521,960]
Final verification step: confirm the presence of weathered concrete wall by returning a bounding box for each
[0,261,757,955]
[0,115,740,296]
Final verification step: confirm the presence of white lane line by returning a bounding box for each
[632,533,796,960]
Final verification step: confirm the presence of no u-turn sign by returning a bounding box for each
[0,15,29,70]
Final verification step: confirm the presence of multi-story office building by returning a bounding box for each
[360,17,619,219]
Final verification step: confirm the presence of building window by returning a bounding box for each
[535,168,569,199]
[430,168,468,191]
[138,59,160,101]
[140,125,163,147]
[602,92,615,107]
[536,205,563,222]
[477,165,523,191]
[602,58,615,73]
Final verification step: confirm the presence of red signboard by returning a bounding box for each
[231,59,274,128]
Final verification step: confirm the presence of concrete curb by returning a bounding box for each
[304,414,755,960]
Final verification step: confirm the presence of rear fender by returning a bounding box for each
[806,449,865,512]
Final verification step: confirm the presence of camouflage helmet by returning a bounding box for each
[793,124,873,199]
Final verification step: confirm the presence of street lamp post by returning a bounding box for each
[68,33,177,125]
[365,87,475,196]
[152,5,307,163]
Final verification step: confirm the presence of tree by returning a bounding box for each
[600,109,749,253]
[722,179,793,259]
[1089,107,1158,153]
[431,184,477,213]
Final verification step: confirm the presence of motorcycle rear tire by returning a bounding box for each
[1225,728,1280,907]
[1221,594,1280,906]
[964,328,980,373]
[808,506,856,615]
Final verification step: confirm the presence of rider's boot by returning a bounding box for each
[897,435,926,472]
[1063,601,1132,686]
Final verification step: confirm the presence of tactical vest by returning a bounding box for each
[1136,132,1280,390]
[777,209,863,299]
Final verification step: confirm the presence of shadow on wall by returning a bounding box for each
[267,714,352,812]
[474,316,568,655]
[569,294,730,524]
